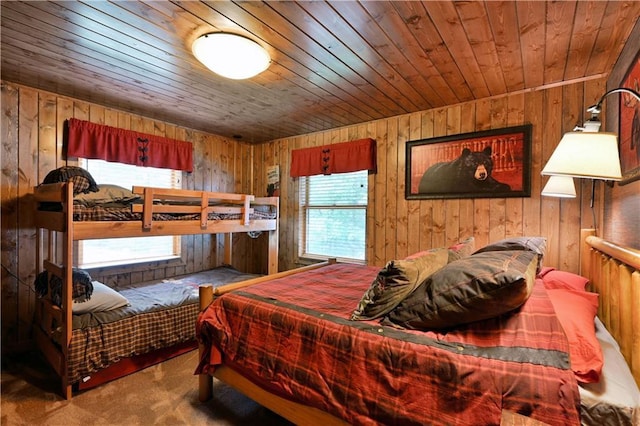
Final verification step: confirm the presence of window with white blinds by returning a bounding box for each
[298,170,368,262]
[77,159,182,268]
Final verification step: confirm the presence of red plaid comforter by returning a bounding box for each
[196,263,580,425]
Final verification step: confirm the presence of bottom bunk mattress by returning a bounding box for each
[196,263,580,426]
[68,266,258,385]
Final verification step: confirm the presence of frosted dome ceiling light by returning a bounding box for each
[192,33,270,80]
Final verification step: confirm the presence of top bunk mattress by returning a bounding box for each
[71,202,277,222]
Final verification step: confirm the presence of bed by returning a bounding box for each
[32,173,279,400]
[196,231,640,425]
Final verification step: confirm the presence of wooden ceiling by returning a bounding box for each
[2,1,639,143]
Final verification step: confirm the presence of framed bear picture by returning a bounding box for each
[406,124,532,200]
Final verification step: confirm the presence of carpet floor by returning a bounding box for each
[1,349,293,426]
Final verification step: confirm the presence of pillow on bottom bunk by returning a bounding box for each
[34,268,94,306]
[385,250,539,330]
[72,281,129,314]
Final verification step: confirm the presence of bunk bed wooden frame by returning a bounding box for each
[32,181,279,399]
[197,229,640,425]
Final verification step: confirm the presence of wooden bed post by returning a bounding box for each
[198,284,214,402]
[267,229,278,274]
[580,228,596,278]
[223,233,232,265]
[267,197,279,274]
[62,182,74,399]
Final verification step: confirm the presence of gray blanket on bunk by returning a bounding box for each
[72,266,259,329]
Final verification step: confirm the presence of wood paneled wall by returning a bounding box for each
[0,81,256,352]
[253,78,610,272]
[2,76,631,353]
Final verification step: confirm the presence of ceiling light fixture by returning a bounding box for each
[192,33,270,80]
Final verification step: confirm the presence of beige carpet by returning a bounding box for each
[1,350,293,426]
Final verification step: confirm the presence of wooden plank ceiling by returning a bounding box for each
[2,1,639,143]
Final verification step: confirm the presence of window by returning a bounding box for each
[77,159,182,268]
[298,170,368,262]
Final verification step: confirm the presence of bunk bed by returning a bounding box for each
[33,179,279,400]
[196,231,640,426]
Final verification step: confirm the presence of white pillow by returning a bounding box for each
[72,281,129,314]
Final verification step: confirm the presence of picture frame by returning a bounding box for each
[405,124,532,200]
[618,51,640,185]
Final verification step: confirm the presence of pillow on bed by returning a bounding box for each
[34,268,94,306]
[473,236,547,272]
[447,237,475,263]
[546,288,602,384]
[71,268,94,302]
[351,248,448,321]
[538,267,589,292]
[385,250,539,330]
[74,184,140,205]
[72,281,129,314]
[42,166,99,195]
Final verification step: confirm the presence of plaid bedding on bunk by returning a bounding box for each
[68,267,259,385]
[69,302,199,384]
[73,203,276,222]
[196,263,580,426]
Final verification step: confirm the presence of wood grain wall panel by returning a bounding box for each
[1,82,20,347]
[385,118,399,262]
[540,87,563,268]
[373,119,388,267]
[17,87,38,343]
[523,90,543,237]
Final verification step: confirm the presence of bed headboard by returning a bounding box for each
[580,229,640,387]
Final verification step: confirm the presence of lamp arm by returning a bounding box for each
[587,87,640,114]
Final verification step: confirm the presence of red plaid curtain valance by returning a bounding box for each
[290,138,376,177]
[66,118,193,172]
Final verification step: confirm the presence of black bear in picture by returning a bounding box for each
[418,146,511,194]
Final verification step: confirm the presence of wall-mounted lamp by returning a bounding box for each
[541,87,640,187]
[541,87,640,229]
[541,176,576,198]
[192,33,270,80]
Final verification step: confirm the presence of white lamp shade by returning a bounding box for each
[192,33,270,80]
[541,132,622,180]
[541,176,576,198]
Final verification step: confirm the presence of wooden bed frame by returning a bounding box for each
[580,229,640,387]
[32,181,279,399]
[197,229,640,425]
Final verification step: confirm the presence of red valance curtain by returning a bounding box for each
[290,138,376,177]
[66,118,193,172]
